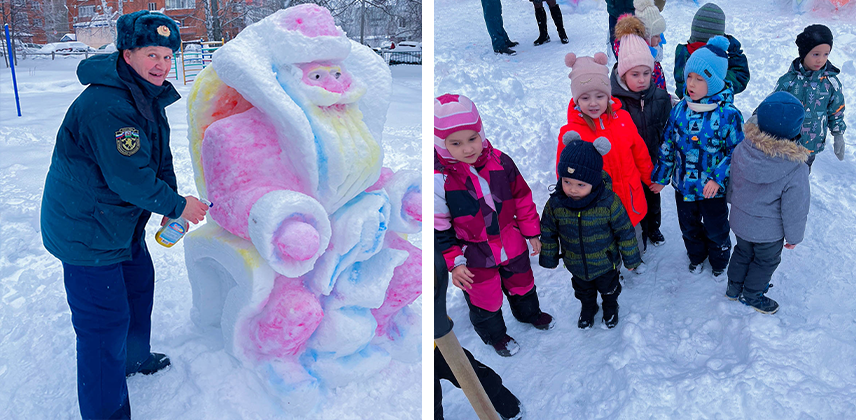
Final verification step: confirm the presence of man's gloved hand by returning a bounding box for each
[834,133,845,161]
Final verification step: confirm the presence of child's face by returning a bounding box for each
[562,177,593,200]
[444,129,483,164]
[623,65,652,93]
[803,44,831,71]
[576,91,609,119]
[686,72,708,101]
[649,34,661,47]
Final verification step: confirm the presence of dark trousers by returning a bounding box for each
[481,0,512,51]
[434,346,521,420]
[641,185,662,244]
[807,154,817,173]
[63,239,155,419]
[726,236,783,299]
[675,192,732,271]
[571,269,621,315]
[608,14,619,51]
[465,285,542,345]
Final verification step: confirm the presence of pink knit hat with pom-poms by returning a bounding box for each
[433,93,489,162]
[565,52,611,101]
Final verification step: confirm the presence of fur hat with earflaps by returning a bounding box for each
[116,11,182,52]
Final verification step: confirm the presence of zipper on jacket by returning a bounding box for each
[578,211,588,279]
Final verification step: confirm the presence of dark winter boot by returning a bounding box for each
[577,303,599,329]
[127,352,170,377]
[648,229,666,247]
[602,304,620,329]
[549,4,569,44]
[739,292,779,314]
[491,334,520,357]
[601,282,621,329]
[531,312,555,330]
[725,281,742,301]
[533,7,550,46]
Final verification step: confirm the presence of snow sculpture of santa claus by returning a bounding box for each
[183,4,421,413]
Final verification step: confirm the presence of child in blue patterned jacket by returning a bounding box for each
[649,36,744,277]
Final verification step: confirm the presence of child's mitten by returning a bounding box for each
[834,133,845,161]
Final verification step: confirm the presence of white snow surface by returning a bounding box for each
[436,0,856,418]
[0,58,421,419]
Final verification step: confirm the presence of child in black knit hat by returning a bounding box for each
[769,24,847,170]
[539,135,641,329]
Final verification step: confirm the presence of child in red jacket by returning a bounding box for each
[557,52,654,272]
[435,93,553,357]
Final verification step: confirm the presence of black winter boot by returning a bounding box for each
[533,7,550,46]
[549,4,569,44]
[127,352,170,377]
[578,303,598,329]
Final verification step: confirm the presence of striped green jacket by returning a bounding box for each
[539,182,641,281]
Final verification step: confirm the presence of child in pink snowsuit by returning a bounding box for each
[434,93,554,357]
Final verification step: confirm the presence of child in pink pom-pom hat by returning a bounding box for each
[557,51,654,273]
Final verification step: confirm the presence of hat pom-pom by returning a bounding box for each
[707,35,730,53]
[592,136,612,156]
[562,131,582,146]
[593,52,608,66]
[565,53,577,68]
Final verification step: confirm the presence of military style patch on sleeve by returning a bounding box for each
[116,127,141,156]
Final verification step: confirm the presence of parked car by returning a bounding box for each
[395,41,422,52]
[97,43,117,53]
[40,42,95,54]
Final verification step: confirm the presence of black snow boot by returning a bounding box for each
[549,4,569,44]
[577,303,598,329]
[739,293,779,314]
[533,7,550,46]
[127,352,171,377]
[602,304,619,329]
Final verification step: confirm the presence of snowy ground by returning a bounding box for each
[0,58,421,419]
[436,0,856,418]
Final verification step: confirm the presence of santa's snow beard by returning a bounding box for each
[305,103,382,212]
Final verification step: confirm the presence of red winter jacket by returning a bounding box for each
[557,98,654,226]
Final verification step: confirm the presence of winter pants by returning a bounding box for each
[608,14,619,53]
[726,236,783,300]
[807,154,817,172]
[675,192,732,271]
[62,239,156,420]
[434,346,521,420]
[481,0,513,51]
[571,269,621,316]
[641,185,662,244]
[463,251,540,344]
[531,0,557,8]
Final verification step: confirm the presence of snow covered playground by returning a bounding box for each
[435,0,856,418]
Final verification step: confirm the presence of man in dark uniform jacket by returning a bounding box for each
[40,10,209,419]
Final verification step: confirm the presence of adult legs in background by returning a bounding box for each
[480,0,516,53]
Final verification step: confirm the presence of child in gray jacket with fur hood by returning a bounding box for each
[726,92,811,314]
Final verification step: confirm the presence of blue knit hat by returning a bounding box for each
[684,35,730,96]
[756,92,805,141]
[116,11,181,52]
[558,132,611,185]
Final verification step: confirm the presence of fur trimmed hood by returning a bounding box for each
[744,123,810,162]
[736,122,810,184]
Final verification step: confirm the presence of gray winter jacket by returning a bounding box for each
[728,123,811,245]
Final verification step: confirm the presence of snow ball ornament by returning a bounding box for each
[565,52,611,102]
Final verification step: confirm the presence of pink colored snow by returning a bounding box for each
[278,4,342,37]
[249,276,323,358]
